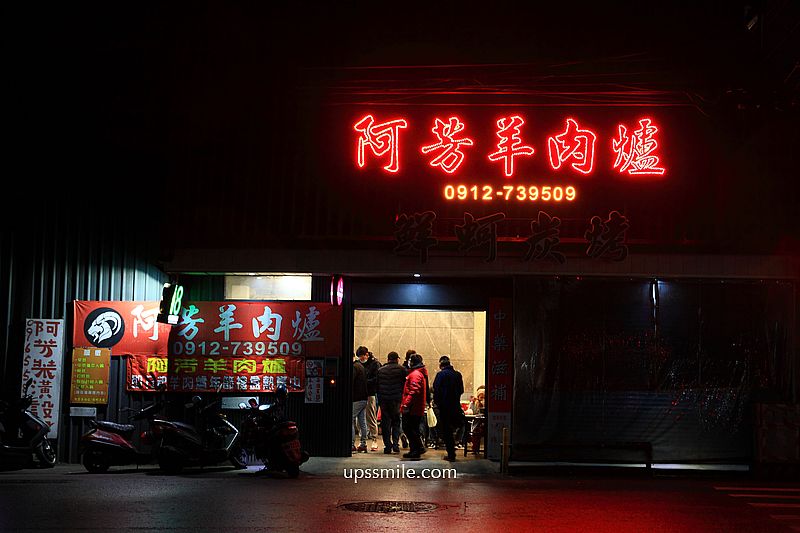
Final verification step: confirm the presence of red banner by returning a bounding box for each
[126,354,305,393]
[73,301,171,356]
[74,301,342,358]
[170,301,341,358]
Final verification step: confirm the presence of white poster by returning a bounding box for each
[306,359,324,377]
[305,377,323,404]
[487,411,511,461]
[21,319,65,439]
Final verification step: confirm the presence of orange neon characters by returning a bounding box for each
[547,118,596,174]
[421,117,474,174]
[488,115,535,177]
[354,114,408,173]
[612,118,665,175]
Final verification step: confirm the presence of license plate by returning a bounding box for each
[283,440,301,460]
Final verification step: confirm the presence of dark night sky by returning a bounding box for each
[5,1,798,251]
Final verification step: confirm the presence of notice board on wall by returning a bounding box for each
[70,347,111,404]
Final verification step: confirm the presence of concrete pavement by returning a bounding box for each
[1,456,799,532]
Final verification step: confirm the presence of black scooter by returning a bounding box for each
[0,378,57,469]
[79,383,166,473]
[151,386,246,474]
[239,390,308,478]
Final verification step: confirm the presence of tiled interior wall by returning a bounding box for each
[354,310,486,399]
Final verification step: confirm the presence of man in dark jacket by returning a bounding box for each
[357,346,382,450]
[433,355,464,461]
[377,351,407,454]
[352,356,368,453]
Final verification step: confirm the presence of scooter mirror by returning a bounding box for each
[238,402,248,409]
[184,402,195,409]
[192,395,202,405]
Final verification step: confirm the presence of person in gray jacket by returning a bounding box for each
[352,357,368,453]
[376,351,407,454]
[357,346,382,450]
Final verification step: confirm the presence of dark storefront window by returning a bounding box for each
[514,278,795,464]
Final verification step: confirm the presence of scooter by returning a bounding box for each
[0,378,57,469]
[152,385,246,474]
[239,388,308,478]
[78,383,166,473]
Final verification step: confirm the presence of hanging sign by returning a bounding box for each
[157,282,184,325]
[74,301,342,358]
[69,347,111,404]
[330,276,344,306]
[22,319,65,439]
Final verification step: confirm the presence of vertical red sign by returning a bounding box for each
[487,298,513,459]
[487,298,513,411]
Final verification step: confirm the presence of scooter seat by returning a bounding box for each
[96,420,136,434]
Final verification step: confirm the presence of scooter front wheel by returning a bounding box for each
[36,439,57,468]
[82,449,109,473]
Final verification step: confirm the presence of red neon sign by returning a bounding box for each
[547,118,596,174]
[354,114,408,173]
[487,115,535,177]
[612,118,666,175]
[352,114,666,179]
[421,116,474,174]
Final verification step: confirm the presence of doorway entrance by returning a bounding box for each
[353,308,487,456]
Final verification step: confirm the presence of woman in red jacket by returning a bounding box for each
[400,353,429,459]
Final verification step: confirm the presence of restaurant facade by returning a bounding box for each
[2,59,798,468]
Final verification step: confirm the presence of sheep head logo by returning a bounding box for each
[83,307,125,348]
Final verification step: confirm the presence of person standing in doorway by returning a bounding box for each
[467,385,486,455]
[357,346,382,450]
[401,353,429,459]
[352,354,368,453]
[397,349,416,449]
[433,355,465,462]
[377,351,407,454]
[403,349,416,370]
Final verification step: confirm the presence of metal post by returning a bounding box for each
[501,426,509,474]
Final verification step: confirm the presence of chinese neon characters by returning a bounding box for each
[487,115,535,177]
[353,114,666,177]
[421,117,474,174]
[548,118,596,175]
[354,114,408,173]
[612,118,665,175]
